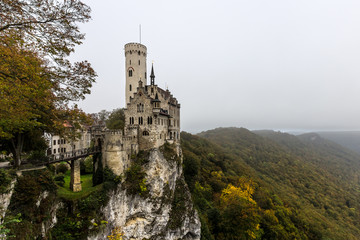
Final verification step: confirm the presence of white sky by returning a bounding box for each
[71,0,360,133]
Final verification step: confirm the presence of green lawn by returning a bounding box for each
[57,171,103,200]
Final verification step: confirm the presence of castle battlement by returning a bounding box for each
[124,43,147,56]
[104,130,123,135]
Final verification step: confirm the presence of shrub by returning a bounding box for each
[56,163,68,174]
[27,150,49,164]
[124,151,149,196]
[81,156,93,174]
[0,169,13,194]
[54,175,65,187]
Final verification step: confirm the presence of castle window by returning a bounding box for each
[137,103,144,112]
[142,131,149,136]
[129,84,132,91]
[138,51,141,56]
[130,60,131,65]
[53,149,56,154]
[138,60,140,65]
[58,139,60,144]
[129,70,133,77]
[53,140,56,145]
[147,116,153,125]
[138,117,143,125]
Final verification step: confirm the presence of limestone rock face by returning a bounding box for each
[88,149,201,240]
[0,179,16,222]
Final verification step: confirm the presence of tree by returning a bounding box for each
[219,178,263,240]
[0,0,96,167]
[106,109,125,130]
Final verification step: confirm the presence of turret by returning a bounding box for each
[124,43,147,105]
[150,63,155,86]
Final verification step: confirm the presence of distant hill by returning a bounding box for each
[180,128,360,240]
[315,131,360,154]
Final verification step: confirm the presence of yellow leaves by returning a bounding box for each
[107,226,124,240]
[220,178,256,205]
[211,170,224,179]
[139,178,147,194]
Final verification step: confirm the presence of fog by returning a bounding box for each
[71,0,360,133]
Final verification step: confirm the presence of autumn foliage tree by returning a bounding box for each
[219,178,262,240]
[0,0,96,167]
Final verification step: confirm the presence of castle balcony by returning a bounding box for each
[168,126,178,131]
[152,108,161,115]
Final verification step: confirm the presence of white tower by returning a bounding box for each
[124,43,147,105]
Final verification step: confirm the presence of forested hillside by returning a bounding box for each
[181,128,360,240]
[316,131,360,154]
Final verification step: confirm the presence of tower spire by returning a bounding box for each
[150,62,155,85]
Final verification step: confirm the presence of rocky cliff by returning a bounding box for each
[89,147,201,240]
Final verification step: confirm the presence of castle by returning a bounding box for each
[99,43,181,175]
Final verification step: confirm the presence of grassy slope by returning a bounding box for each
[57,171,103,200]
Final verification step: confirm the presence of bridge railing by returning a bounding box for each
[48,146,101,161]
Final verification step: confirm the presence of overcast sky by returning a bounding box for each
[71,0,360,133]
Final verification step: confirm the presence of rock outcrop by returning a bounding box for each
[89,148,201,240]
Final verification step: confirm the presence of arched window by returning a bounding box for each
[138,51,141,56]
[129,84,132,91]
[129,70,133,77]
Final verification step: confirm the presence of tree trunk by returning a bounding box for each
[10,133,25,168]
